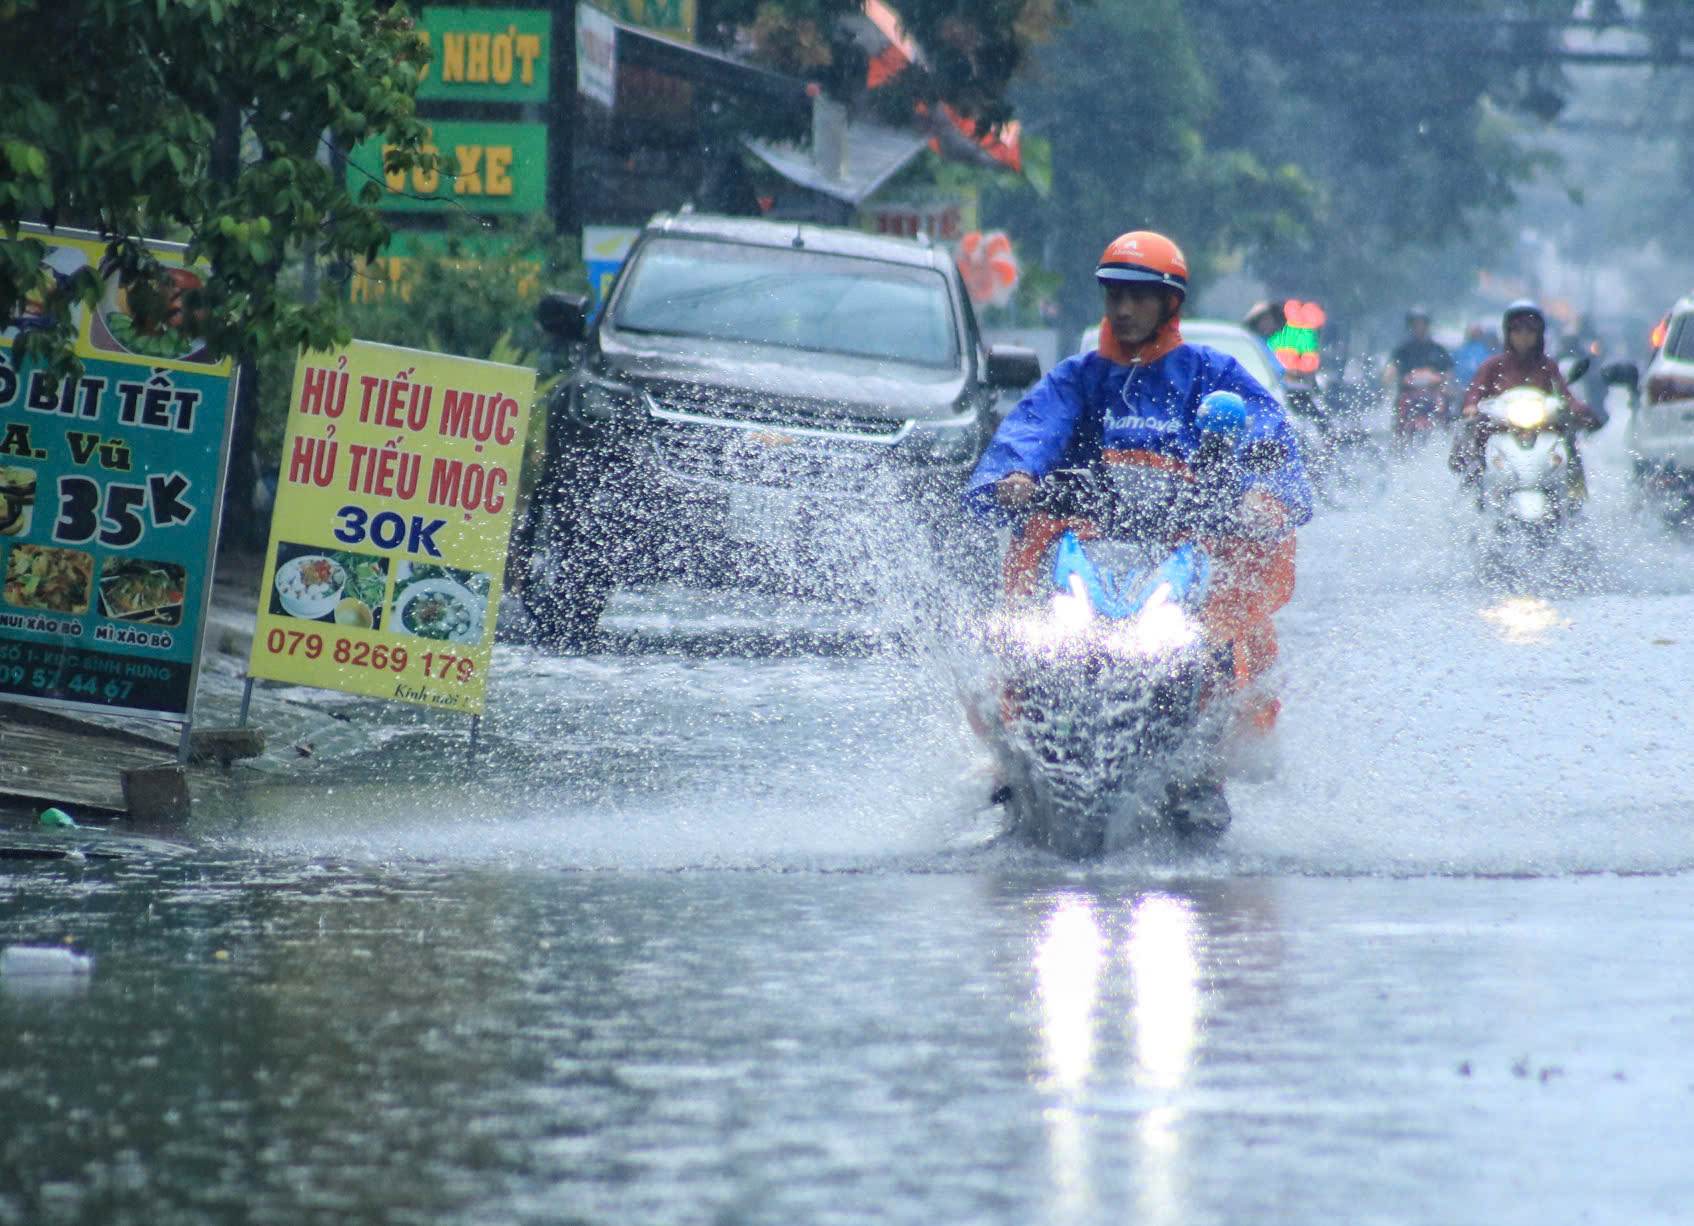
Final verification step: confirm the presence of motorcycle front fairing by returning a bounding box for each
[983,464,1237,854]
[1482,431,1569,521]
[992,532,1214,668]
[1478,387,1576,525]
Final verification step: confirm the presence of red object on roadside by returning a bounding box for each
[956,231,1019,307]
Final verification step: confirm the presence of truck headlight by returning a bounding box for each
[903,408,981,463]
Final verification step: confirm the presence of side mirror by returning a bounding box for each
[537,290,592,343]
[985,344,1041,390]
[1601,360,1640,390]
[1564,355,1592,384]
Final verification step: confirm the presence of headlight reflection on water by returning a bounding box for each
[1033,892,1207,1222]
[1034,895,1107,1218]
[1481,596,1571,645]
[1035,895,1107,1091]
[1129,894,1203,1226]
[1128,893,1203,1092]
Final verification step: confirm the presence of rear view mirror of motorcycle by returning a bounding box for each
[1564,355,1592,384]
[985,344,1042,390]
[1601,360,1640,390]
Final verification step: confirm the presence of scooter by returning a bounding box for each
[1394,367,1453,445]
[1471,359,1589,569]
[978,430,1277,858]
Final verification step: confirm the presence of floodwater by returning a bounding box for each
[4,404,1694,1224]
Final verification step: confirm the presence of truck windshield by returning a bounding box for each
[611,237,959,368]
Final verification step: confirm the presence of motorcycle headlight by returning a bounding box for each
[1103,583,1201,656]
[1050,582,1095,633]
[1504,396,1551,430]
[994,576,1095,653]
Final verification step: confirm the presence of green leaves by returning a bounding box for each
[2,140,46,179]
[0,0,435,373]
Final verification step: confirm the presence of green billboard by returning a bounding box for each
[416,8,552,103]
[351,122,549,215]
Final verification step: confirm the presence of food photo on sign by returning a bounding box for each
[87,254,215,363]
[269,541,391,630]
[1,245,89,341]
[0,466,36,537]
[97,559,187,627]
[390,562,488,645]
[2,543,96,615]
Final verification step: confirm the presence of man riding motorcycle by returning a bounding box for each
[962,230,1314,826]
[1383,307,1456,440]
[1449,299,1605,499]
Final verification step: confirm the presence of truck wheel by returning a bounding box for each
[523,523,613,652]
[515,463,624,653]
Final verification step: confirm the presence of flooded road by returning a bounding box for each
[5,412,1694,1223]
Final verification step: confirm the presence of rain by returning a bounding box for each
[5,3,1694,1223]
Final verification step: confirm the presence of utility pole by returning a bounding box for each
[551,1,579,241]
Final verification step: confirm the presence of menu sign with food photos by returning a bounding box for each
[248,339,533,715]
[0,226,236,719]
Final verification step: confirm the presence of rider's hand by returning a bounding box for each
[1237,488,1290,539]
[994,471,1036,510]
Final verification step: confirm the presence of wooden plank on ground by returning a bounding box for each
[0,705,178,815]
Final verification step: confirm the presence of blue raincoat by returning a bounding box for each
[963,342,1315,526]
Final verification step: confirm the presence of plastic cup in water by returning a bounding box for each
[1,945,94,978]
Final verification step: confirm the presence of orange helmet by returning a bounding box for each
[1095,230,1188,299]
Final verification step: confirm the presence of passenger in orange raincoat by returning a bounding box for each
[963,230,1313,761]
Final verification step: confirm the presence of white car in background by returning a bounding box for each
[1627,291,1694,521]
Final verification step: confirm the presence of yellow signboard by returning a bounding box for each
[249,341,535,715]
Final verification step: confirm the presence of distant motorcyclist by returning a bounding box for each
[1383,307,1456,439]
[963,230,1313,818]
[1453,322,1498,390]
[1384,307,1455,387]
[1243,299,1288,379]
[1449,299,1605,496]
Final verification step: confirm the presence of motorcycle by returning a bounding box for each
[978,431,1280,858]
[1394,366,1454,444]
[1470,357,1590,569]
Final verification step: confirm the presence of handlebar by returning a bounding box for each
[1026,437,1287,539]
[1028,470,1242,538]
